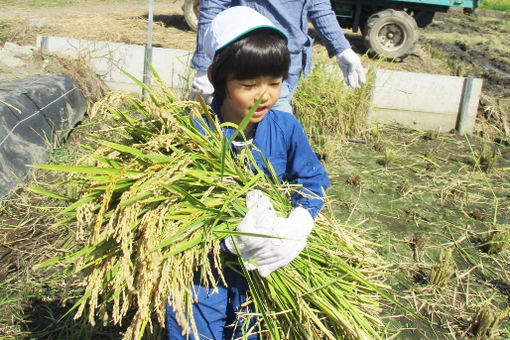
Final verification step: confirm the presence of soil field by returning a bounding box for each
[0,1,509,339]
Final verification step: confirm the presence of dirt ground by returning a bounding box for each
[419,9,510,110]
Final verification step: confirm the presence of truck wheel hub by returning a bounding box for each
[378,24,404,50]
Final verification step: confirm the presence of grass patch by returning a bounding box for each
[324,125,510,338]
[0,73,389,339]
[292,55,373,155]
[479,0,510,13]
[0,21,6,43]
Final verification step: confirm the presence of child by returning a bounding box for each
[166,6,329,339]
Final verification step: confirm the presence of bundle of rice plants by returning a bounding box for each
[292,56,373,153]
[33,77,389,339]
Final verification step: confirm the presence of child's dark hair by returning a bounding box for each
[209,28,290,101]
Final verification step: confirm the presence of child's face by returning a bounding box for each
[220,75,283,131]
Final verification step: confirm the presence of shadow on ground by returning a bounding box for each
[141,13,193,32]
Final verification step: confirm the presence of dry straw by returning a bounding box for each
[292,57,373,154]
[33,74,389,339]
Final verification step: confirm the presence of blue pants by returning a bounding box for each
[272,81,295,114]
[166,262,260,340]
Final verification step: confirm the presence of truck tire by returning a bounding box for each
[414,11,435,28]
[363,9,418,59]
[182,0,200,31]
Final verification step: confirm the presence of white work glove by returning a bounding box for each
[224,190,314,278]
[189,69,214,104]
[255,207,314,278]
[336,48,366,89]
[224,189,278,271]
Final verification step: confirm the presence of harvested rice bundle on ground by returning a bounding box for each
[35,83,388,340]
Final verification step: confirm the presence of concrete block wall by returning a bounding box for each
[37,35,193,96]
[37,35,483,135]
[369,69,483,134]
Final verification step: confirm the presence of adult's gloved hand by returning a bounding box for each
[189,69,214,104]
[336,48,366,89]
[224,190,314,278]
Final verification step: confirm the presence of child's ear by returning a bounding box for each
[207,67,213,83]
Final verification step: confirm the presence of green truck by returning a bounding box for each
[182,0,478,58]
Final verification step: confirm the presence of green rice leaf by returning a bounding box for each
[32,164,140,176]
[28,186,73,201]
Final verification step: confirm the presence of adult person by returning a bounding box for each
[189,0,366,113]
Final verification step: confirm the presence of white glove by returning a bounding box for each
[224,190,278,271]
[189,69,214,104]
[336,48,366,89]
[255,207,314,278]
[224,190,314,278]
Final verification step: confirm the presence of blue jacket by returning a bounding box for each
[199,100,330,218]
[191,0,351,92]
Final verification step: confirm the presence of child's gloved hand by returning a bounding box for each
[224,190,314,278]
[255,207,314,278]
[189,69,214,104]
[336,48,366,89]
[224,190,278,271]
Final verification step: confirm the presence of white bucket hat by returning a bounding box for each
[203,6,288,60]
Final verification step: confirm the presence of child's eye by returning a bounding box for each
[270,78,282,86]
[240,83,256,88]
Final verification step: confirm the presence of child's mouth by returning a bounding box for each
[254,106,267,114]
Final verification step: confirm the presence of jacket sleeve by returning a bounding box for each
[284,117,330,218]
[190,0,231,70]
[306,0,351,57]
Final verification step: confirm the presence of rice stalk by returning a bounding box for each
[292,56,374,153]
[32,81,389,339]
[429,248,455,287]
[465,299,509,339]
[475,143,498,173]
[479,223,510,254]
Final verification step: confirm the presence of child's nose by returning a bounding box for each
[257,85,270,102]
